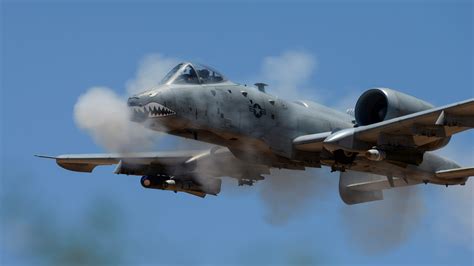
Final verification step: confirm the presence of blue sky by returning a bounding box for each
[1,1,473,265]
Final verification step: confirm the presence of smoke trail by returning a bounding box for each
[259,50,317,101]
[125,53,179,95]
[433,142,474,247]
[436,182,474,246]
[258,168,333,226]
[73,54,178,152]
[251,51,328,225]
[340,186,425,254]
[74,87,156,153]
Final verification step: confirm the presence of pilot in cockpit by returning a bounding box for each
[198,69,210,82]
[177,65,199,84]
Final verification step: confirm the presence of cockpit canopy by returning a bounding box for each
[160,62,228,85]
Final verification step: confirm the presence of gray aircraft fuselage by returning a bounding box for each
[39,62,473,202]
[125,62,472,191]
[128,82,353,169]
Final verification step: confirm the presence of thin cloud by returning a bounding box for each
[258,168,333,226]
[258,50,317,100]
[256,50,360,112]
[432,141,474,247]
[125,53,179,95]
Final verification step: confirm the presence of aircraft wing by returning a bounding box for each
[35,151,202,173]
[36,147,269,178]
[294,99,474,153]
[346,99,474,150]
[36,147,270,195]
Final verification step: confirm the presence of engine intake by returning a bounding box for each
[355,88,434,126]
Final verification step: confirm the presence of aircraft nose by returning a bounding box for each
[127,96,147,122]
[127,96,141,107]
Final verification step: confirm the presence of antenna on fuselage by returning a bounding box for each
[254,83,268,93]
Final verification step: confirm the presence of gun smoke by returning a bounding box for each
[258,168,333,226]
[73,53,176,153]
[74,87,156,153]
[341,186,425,254]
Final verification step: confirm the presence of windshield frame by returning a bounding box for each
[160,62,228,85]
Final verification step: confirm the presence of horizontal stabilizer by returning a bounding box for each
[436,167,474,179]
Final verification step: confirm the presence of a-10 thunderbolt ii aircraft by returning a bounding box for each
[37,62,474,204]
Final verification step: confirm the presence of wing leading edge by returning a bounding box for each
[293,99,474,153]
[36,148,271,198]
[329,98,474,152]
[35,151,203,173]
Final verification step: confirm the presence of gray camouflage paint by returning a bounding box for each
[126,63,466,190]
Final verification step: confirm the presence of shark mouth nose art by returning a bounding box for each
[131,102,176,118]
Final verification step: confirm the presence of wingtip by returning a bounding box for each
[34,154,56,159]
[436,167,474,179]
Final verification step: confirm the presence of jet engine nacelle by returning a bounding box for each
[355,88,434,126]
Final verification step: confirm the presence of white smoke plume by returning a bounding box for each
[435,182,474,247]
[125,53,179,95]
[258,50,358,111]
[254,51,328,225]
[432,140,474,247]
[340,186,425,254]
[74,87,155,153]
[74,54,178,152]
[259,50,317,100]
[330,89,363,113]
[258,168,333,225]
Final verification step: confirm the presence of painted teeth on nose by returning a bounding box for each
[136,102,175,118]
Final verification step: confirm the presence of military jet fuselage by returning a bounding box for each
[127,62,354,169]
[39,62,474,204]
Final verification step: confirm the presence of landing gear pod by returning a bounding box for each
[339,171,384,205]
